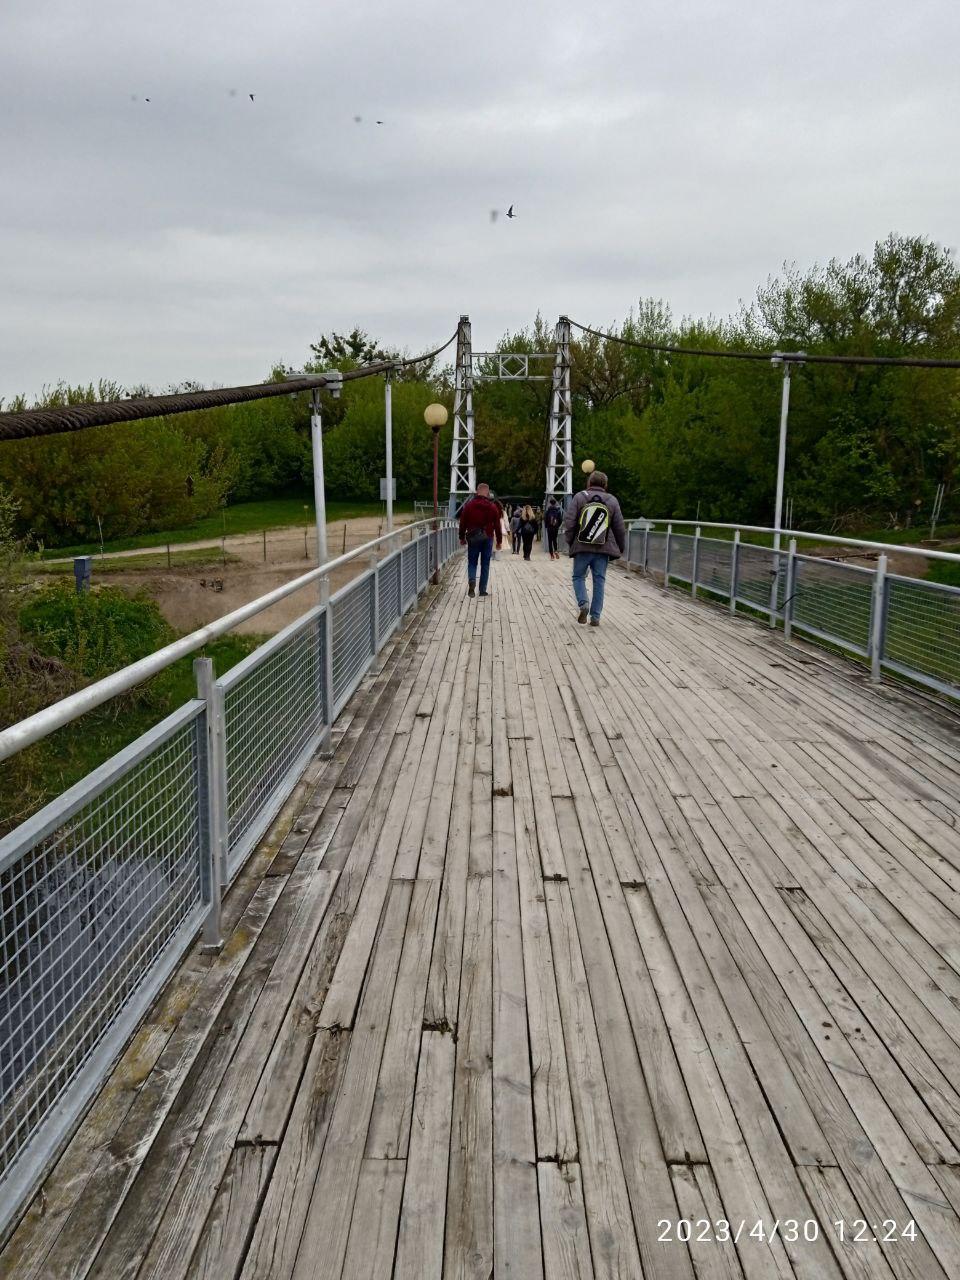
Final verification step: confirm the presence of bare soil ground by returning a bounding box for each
[32,516,418,636]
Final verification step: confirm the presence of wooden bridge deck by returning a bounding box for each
[6,551,960,1280]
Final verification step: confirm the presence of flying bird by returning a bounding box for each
[249,94,255,102]
[506,204,516,218]
[375,120,383,125]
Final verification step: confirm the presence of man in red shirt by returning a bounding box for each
[458,482,503,597]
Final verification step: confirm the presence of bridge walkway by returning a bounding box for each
[4,551,960,1279]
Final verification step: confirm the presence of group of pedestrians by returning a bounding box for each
[457,471,626,625]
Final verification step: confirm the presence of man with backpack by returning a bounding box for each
[563,471,626,626]
[543,497,564,559]
[458,481,503,597]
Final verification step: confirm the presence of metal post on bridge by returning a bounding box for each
[730,529,740,613]
[384,369,395,535]
[869,554,888,682]
[769,352,803,627]
[692,526,701,598]
[783,539,798,642]
[664,523,672,585]
[194,657,225,951]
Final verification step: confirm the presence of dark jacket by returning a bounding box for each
[459,495,503,546]
[563,486,627,558]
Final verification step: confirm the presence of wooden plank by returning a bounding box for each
[493,790,544,1279]
[340,1158,406,1280]
[545,881,645,1280]
[366,879,441,1158]
[537,1162,595,1280]
[394,1032,456,1280]
[132,867,340,1280]
[184,1144,276,1280]
[443,874,494,1279]
[796,1166,900,1280]
[290,881,412,1280]
[509,741,578,1162]
[239,1035,351,1276]
[626,887,795,1280]
[34,877,287,1280]
[669,1163,744,1280]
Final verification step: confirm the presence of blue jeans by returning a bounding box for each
[572,552,609,619]
[467,536,494,592]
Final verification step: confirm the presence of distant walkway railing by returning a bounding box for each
[626,520,960,701]
[0,520,460,1239]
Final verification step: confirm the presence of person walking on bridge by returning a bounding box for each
[519,506,538,560]
[544,497,563,559]
[459,482,503,597]
[563,471,626,626]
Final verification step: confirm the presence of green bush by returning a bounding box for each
[19,582,174,678]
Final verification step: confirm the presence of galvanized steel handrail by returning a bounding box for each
[0,519,456,763]
[631,518,960,565]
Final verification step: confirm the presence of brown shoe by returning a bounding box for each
[589,617,600,627]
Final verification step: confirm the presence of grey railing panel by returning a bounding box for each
[625,520,960,702]
[378,552,402,645]
[0,704,207,1215]
[883,575,960,697]
[734,542,783,616]
[221,608,326,875]
[668,533,694,584]
[331,573,376,716]
[694,537,734,599]
[791,556,873,657]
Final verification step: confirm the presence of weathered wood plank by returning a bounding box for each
[340,1158,406,1280]
[394,1032,456,1280]
[538,1162,595,1280]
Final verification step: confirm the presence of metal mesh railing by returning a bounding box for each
[694,537,734,599]
[378,552,402,644]
[624,521,960,701]
[791,557,873,657]
[735,542,784,617]
[0,706,206,1207]
[222,610,326,871]
[883,576,960,695]
[0,520,462,1238]
[668,533,695,584]
[331,573,376,714]
[646,531,667,575]
[401,541,418,607]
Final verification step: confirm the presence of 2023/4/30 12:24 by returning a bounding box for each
[657,1219,919,1245]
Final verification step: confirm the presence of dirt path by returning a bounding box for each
[35,516,422,636]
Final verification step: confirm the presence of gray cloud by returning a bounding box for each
[1,0,957,400]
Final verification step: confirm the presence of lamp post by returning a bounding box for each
[769,353,803,624]
[385,369,395,534]
[424,403,448,584]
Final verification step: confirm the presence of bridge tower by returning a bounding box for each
[448,316,476,515]
[545,315,574,507]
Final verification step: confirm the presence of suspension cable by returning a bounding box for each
[568,319,960,369]
[0,330,458,443]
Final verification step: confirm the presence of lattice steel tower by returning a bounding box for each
[545,316,573,506]
[448,316,476,515]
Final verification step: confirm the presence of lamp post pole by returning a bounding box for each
[385,369,395,534]
[424,403,449,586]
[769,353,803,624]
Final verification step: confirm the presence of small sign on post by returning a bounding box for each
[380,478,396,501]
[73,556,92,594]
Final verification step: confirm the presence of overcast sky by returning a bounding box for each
[1,0,956,403]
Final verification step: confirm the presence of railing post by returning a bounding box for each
[194,657,225,951]
[370,550,380,655]
[643,527,649,570]
[320,575,334,742]
[692,525,701,598]
[870,554,888,682]
[783,538,797,642]
[730,529,740,613]
[664,523,672,585]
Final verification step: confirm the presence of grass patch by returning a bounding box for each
[0,632,265,832]
[40,494,417,559]
[27,548,242,574]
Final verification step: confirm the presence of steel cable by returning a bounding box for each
[0,331,457,442]
[568,319,960,369]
